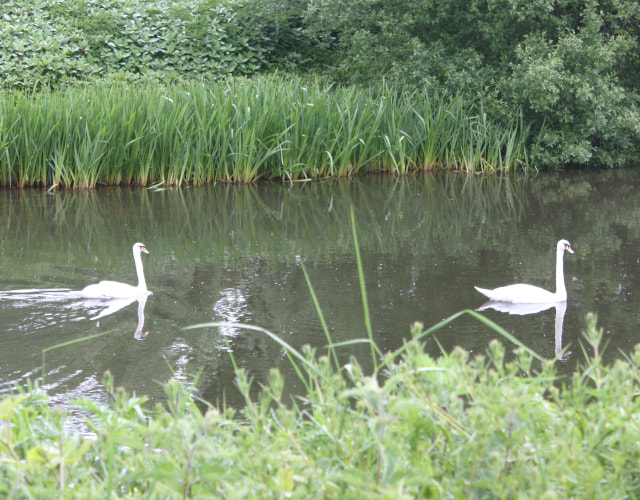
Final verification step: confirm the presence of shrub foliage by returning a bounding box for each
[0,0,284,88]
[304,0,640,167]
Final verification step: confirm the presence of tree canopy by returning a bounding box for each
[301,0,640,167]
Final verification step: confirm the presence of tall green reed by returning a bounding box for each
[0,75,533,188]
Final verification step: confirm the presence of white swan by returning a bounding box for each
[474,239,574,303]
[77,242,150,299]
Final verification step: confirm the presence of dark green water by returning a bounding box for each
[0,170,639,415]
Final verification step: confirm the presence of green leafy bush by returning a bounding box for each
[304,0,640,168]
[0,0,285,90]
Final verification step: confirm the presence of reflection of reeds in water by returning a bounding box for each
[0,175,531,280]
[0,175,527,255]
[0,75,531,188]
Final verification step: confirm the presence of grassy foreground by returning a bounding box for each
[0,75,531,188]
[1,312,639,498]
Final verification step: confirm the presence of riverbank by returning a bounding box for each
[1,312,639,498]
[0,75,530,188]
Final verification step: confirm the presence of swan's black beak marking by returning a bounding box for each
[565,244,574,254]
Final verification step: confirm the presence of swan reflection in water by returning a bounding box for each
[0,288,151,340]
[70,293,150,340]
[477,300,570,360]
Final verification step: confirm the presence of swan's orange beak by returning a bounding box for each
[565,244,574,254]
[141,246,149,254]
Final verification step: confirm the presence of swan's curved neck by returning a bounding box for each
[134,251,147,291]
[555,246,567,301]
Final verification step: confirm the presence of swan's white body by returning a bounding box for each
[78,243,149,299]
[474,239,573,304]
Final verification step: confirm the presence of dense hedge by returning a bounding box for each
[0,0,302,89]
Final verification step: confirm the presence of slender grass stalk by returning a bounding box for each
[377,309,543,373]
[41,329,117,384]
[184,209,543,386]
[183,321,329,392]
[349,205,379,368]
[301,262,341,371]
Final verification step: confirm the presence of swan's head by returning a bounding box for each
[133,242,149,255]
[557,239,574,254]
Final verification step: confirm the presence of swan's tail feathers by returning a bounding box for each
[474,286,492,299]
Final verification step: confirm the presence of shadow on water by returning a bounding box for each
[1,170,640,417]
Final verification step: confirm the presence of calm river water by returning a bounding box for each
[0,170,639,415]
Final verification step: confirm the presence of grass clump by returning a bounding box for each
[1,313,640,498]
[0,75,531,188]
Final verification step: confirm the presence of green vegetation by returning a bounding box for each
[2,313,640,498]
[0,0,280,89]
[1,1,638,495]
[1,0,639,174]
[0,76,531,187]
[303,0,640,168]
